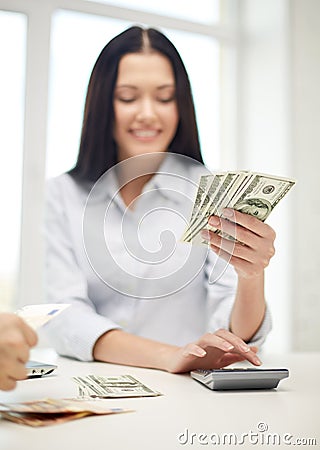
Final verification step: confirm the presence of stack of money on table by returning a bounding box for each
[73,374,161,398]
[0,375,161,426]
[0,398,132,427]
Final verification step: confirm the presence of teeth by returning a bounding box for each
[133,130,158,137]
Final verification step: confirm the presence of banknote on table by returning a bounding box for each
[182,171,296,244]
[73,374,162,398]
[15,303,71,330]
[0,398,132,427]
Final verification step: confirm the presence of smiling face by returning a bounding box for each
[113,52,179,162]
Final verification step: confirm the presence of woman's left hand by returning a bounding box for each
[202,208,276,279]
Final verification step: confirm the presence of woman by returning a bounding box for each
[44,26,274,373]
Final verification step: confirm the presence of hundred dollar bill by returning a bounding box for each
[183,171,296,244]
[0,398,132,427]
[211,172,295,242]
[15,303,70,330]
[73,374,162,398]
[187,171,251,244]
[228,172,295,220]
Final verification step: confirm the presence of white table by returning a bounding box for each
[0,350,319,450]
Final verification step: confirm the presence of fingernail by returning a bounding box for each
[222,208,233,217]
[209,216,219,226]
[239,344,250,352]
[196,348,207,357]
[188,348,206,357]
[223,342,234,351]
[201,230,210,240]
[254,356,262,365]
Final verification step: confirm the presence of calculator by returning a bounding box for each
[190,368,289,390]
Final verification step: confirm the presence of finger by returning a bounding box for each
[221,209,276,240]
[207,216,261,249]
[182,344,207,358]
[0,328,32,363]
[7,362,28,381]
[244,352,261,365]
[219,347,261,366]
[220,351,261,367]
[199,333,235,353]
[6,338,31,364]
[214,329,262,365]
[218,353,247,367]
[249,346,259,354]
[209,243,254,270]
[210,242,272,277]
[214,329,251,352]
[16,346,30,365]
[0,376,17,391]
[205,230,256,262]
[1,352,29,380]
[19,320,38,347]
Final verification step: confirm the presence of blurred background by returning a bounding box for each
[0,0,319,353]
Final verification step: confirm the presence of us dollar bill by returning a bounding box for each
[182,171,295,244]
[73,374,162,398]
[183,171,246,242]
[182,173,225,241]
[230,173,295,220]
[189,174,210,224]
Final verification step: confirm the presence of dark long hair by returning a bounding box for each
[69,26,203,182]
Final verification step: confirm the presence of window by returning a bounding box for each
[46,11,130,178]
[83,0,220,24]
[0,10,26,310]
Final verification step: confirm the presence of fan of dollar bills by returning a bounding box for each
[182,171,295,244]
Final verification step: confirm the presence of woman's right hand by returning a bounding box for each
[165,329,261,374]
